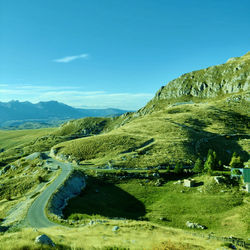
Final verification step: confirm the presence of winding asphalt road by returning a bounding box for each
[27,158,73,228]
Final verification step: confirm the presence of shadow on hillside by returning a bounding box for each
[184,117,210,130]
[179,116,249,164]
[63,176,146,220]
[0,225,9,233]
[194,181,204,187]
[207,106,250,134]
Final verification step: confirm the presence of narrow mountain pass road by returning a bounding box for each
[26,158,73,228]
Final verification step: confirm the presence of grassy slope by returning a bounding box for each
[0,117,128,221]
[0,222,224,250]
[0,117,120,166]
[58,93,249,241]
[53,94,249,168]
[0,128,55,151]
[53,117,112,136]
[0,156,57,219]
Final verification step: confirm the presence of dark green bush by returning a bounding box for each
[174,163,183,175]
[37,175,43,183]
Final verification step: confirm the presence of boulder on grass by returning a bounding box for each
[112,226,119,232]
[35,234,55,247]
[186,221,206,230]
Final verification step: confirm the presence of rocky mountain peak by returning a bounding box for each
[154,52,249,101]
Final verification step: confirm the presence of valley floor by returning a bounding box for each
[63,169,250,240]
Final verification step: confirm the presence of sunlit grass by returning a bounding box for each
[0,128,55,151]
[53,95,249,168]
[64,173,250,240]
[0,221,223,249]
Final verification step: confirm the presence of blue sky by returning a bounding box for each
[0,0,249,110]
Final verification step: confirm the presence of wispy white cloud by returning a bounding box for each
[53,53,88,63]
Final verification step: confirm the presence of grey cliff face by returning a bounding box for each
[154,52,250,100]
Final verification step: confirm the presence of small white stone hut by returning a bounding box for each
[183,179,195,187]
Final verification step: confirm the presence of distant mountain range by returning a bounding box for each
[0,100,128,129]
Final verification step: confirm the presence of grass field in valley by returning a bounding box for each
[0,128,56,151]
[64,172,250,240]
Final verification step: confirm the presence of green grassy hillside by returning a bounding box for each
[49,53,249,169]
[52,93,249,169]
[0,117,122,166]
[0,128,55,151]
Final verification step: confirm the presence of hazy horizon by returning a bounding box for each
[0,99,134,110]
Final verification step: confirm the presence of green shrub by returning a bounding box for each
[116,169,128,176]
[166,166,171,173]
[174,163,183,175]
[193,158,203,173]
[229,153,244,168]
[5,193,11,201]
[37,175,43,183]
[221,242,235,249]
[68,213,85,221]
[231,168,242,176]
[204,149,218,174]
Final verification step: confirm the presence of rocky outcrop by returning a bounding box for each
[25,152,48,161]
[153,52,250,101]
[112,226,120,231]
[50,148,80,164]
[48,171,85,218]
[186,221,206,230]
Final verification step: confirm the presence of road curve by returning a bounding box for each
[27,158,73,228]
